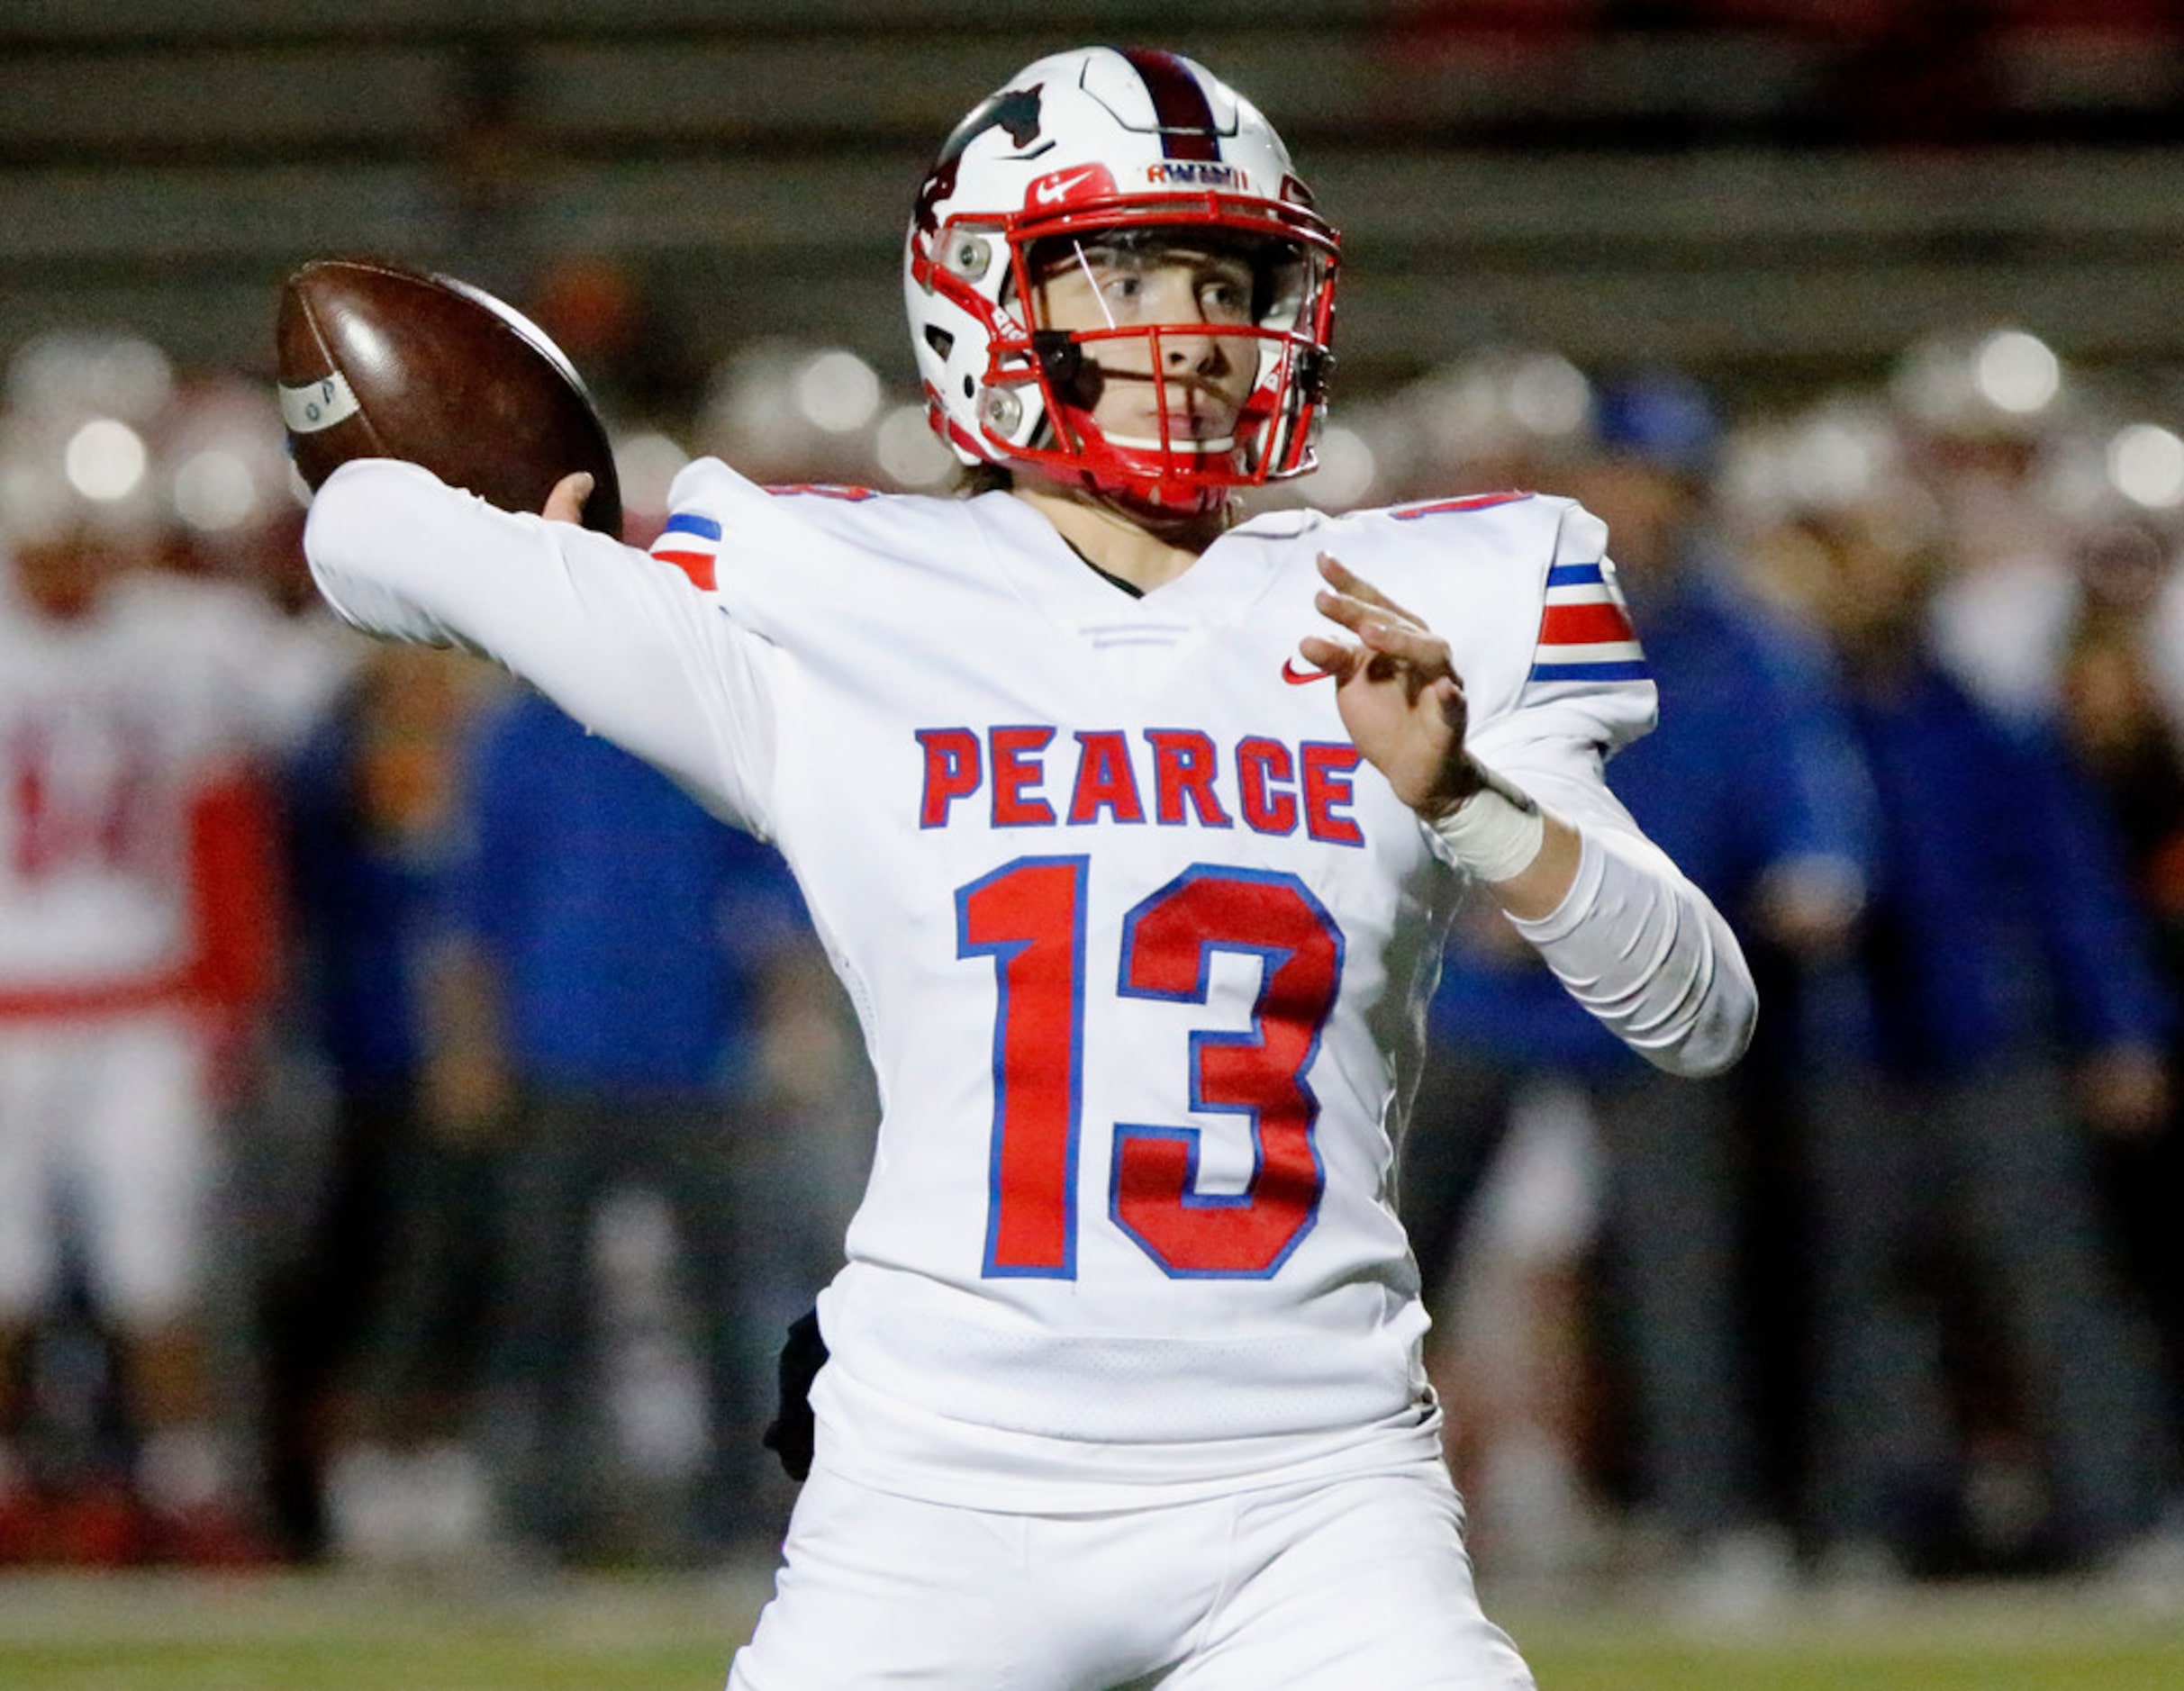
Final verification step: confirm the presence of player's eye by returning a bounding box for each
[1194,260,1257,323]
[1198,280,1248,321]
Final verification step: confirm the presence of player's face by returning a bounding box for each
[1030,236,1261,447]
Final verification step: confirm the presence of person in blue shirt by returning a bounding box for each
[2055,516,2184,1496]
[443,682,822,1564]
[1782,487,2178,1587]
[263,646,494,1561]
[1402,372,1873,1605]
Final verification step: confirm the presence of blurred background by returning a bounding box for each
[4,0,2184,1663]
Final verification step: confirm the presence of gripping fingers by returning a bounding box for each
[542,471,594,524]
[1316,588,1450,673]
[1296,632,1355,675]
[1315,586,1407,641]
[1318,553,1427,630]
[1361,619,1454,683]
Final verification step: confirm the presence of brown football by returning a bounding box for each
[275,257,622,537]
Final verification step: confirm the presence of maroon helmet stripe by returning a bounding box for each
[1119,48,1221,162]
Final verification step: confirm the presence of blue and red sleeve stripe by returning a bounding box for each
[651,511,721,591]
[1528,559,1648,684]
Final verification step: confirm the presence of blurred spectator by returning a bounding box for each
[1892,324,2080,729]
[695,340,891,491]
[1756,484,2181,1591]
[1387,347,1597,504]
[449,683,823,1566]
[1403,369,1871,1614]
[267,644,501,1564]
[0,334,352,1564]
[151,373,313,609]
[2056,514,2184,1464]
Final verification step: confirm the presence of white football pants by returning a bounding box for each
[0,1012,212,1327]
[727,1458,1535,1690]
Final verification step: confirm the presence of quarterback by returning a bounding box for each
[304,47,1754,1690]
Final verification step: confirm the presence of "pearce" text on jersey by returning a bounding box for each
[915,726,1365,846]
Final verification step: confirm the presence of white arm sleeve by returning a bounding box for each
[1509,825,1754,1078]
[1468,703,1758,1078]
[304,457,779,836]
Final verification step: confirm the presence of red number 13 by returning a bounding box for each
[957,857,1343,1280]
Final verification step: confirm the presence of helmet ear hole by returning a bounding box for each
[978,386,1025,439]
[945,235,994,283]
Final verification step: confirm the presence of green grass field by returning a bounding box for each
[4,1567,2182,1690]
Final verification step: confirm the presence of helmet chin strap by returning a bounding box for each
[1018,455,1233,529]
[1080,466,1236,526]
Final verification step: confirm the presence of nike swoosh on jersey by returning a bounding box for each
[1281,658,1333,684]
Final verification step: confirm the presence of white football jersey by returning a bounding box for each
[307,458,1703,1510]
[0,565,351,1007]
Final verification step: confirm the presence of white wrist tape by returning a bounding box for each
[1427,768,1545,882]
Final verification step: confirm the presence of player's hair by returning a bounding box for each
[957,463,1015,497]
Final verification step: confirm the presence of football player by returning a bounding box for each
[0,374,354,1564]
[304,47,1755,1688]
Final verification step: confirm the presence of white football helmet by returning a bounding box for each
[905,47,1339,515]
